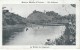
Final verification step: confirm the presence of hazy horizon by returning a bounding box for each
[3,4,75,18]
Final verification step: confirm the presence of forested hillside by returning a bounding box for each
[27,10,75,25]
[2,10,27,26]
[2,10,27,45]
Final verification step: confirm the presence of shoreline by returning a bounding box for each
[2,24,26,45]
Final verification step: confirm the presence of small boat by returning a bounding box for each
[26,28,28,31]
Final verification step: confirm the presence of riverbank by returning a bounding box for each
[3,24,26,32]
[54,24,76,45]
[2,24,26,45]
[43,23,76,45]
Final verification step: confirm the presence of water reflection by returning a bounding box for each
[6,26,66,45]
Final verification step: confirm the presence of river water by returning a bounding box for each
[6,25,66,45]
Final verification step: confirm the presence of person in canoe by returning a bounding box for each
[26,28,28,31]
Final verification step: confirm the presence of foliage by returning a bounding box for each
[2,10,27,26]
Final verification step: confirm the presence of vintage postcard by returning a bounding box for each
[0,0,80,50]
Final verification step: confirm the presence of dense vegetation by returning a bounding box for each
[55,14,76,45]
[2,6,76,45]
[2,10,27,26]
[2,10,27,45]
[27,10,75,25]
[27,10,76,45]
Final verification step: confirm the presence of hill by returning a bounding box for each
[2,10,27,26]
[2,10,27,45]
[26,10,75,25]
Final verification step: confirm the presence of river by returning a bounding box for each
[6,25,66,45]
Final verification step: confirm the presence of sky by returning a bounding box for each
[3,4,76,18]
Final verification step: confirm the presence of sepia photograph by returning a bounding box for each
[2,4,76,45]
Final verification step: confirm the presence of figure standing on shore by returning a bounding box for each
[45,39,54,45]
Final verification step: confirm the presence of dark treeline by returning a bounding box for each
[2,9,27,45]
[3,10,27,26]
[55,14,76,45]
[27,10,75,25]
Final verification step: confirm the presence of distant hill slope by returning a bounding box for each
[27,10,56,24]
[27,10,75,25]
[2,10,27,26]
[27,11,52,21]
